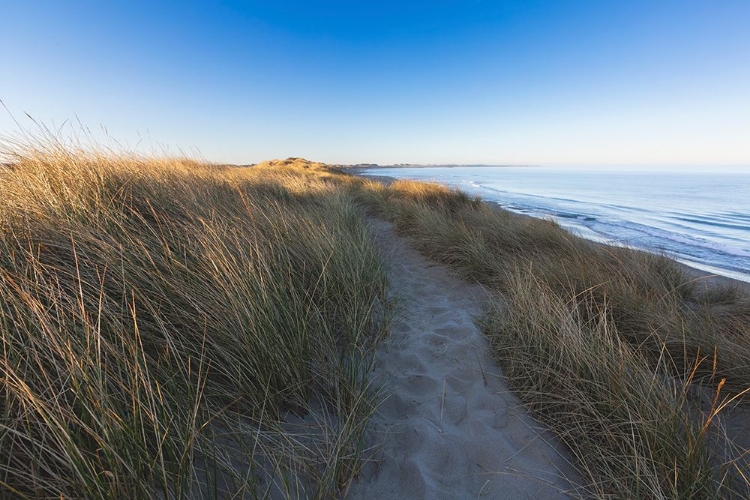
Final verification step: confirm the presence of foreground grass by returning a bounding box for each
[5,141,747,499]
[0,142,387,499]
[354,176,750,498]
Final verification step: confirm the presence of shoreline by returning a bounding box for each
[351,169,750,293]
[351,166,750,495]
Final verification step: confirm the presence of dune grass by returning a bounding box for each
[0,140,388,498]
[353,176,750,498]
[4,137,748,499]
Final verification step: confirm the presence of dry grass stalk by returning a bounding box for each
[0,134,388,498]
[353,175,750,498]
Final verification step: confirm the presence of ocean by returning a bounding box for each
[363,166,750,283]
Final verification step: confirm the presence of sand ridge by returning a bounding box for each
[347,219,583,499]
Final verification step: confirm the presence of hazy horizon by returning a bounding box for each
[359,163,750,172]
[2,1,749,168]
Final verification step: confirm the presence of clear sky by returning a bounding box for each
[1,1,749,166]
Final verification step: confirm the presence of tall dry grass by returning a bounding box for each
[0,138,388,498]
[354,176,750,498]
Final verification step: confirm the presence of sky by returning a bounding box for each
[1,1,749,166]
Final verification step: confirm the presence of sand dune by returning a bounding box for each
[347,219,584,499]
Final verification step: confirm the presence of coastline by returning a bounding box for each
[351,169,750,293]
[7,152,746,497]
[351,166,750,495]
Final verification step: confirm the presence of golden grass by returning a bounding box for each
[354,175,750,498]
[5,132,748,498]
[0,138,388,498]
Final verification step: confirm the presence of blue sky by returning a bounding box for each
[1,1,749,166]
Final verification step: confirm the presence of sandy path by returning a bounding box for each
[347,219,583,499]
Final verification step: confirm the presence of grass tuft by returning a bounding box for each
[0,137,388,498]
[354,175,750,498]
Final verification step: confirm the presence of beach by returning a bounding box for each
[354,168,750,293]
[348,168,750,498]
[3,155,748,498]
[356,166,750,285]
[5,0,750,496]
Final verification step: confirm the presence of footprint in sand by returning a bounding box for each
[346,219,584,500]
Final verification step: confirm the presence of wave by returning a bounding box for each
[673,215,750,233]
[365,167,750,282]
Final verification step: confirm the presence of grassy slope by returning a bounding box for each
[0,148,387,499]
[4,142,748,499]
[353,176,750,499]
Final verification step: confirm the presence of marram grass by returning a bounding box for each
[0,140,388,499]
[4,139,749,499]
[354,176,750,499]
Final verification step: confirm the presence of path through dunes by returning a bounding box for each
[347,219,584,499]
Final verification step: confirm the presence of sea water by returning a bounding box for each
[363,166,750,283]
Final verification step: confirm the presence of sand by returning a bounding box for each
[347,218,584,499]
[347,171,749,498]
